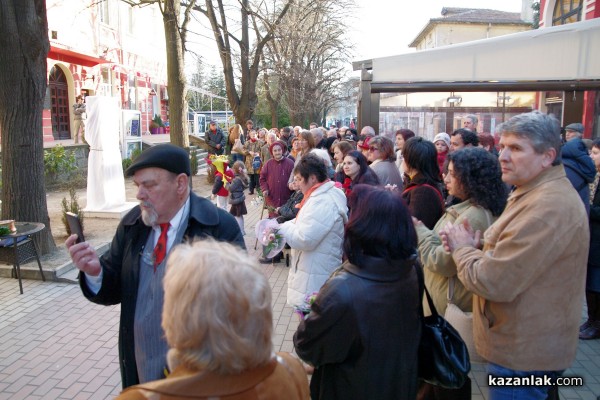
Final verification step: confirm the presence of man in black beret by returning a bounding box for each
[66,143,245,389]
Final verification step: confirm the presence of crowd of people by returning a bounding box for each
[65,111,600,400]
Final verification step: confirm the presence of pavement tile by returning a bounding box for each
[40,388,66,400]
[59,382,87,399]
[32,378,61,396]
[8,385,39,400]
[4,374,34,393]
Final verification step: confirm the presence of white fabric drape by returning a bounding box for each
[85,96,127,210]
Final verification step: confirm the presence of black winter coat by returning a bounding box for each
[588,175,600,291]
[294,257,421,400]
[205,127,226,155]
[80,192,245,388]
[563,138,596,215]
[402,173,445,230]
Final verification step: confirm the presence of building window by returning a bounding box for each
[99,0,111,25]
[128,7,134,34]
[552,0,582,26]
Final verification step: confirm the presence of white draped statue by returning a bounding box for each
[85,96,127,211]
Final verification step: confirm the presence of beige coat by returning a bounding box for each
[416,199,494,315]
[452,165,588,371]
[116,352,309,400]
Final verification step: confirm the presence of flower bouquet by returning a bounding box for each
[294,292,319,319]
[251,188,265,207]
[255,218,286,258]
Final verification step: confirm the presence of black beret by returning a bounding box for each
[125,144,191,177]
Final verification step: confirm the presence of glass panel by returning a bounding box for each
[377,91,536,139]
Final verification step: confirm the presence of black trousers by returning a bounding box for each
[248,173,259,193]
[586,290,600,321]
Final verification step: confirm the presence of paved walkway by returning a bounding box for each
[1,148,599,398]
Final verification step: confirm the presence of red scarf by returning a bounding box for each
[342,177,353,196]
[295,180,329,218]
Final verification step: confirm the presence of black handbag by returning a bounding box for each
[414,263,471,389]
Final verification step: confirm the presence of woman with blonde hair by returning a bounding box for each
[117,240,309,400]
[228,124,245,163]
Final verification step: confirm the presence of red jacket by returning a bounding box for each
[213,169,234,197]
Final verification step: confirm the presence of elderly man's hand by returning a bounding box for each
[442,220,481,252]
[65,235,102,276]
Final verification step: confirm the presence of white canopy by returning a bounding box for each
[355,18,600,92]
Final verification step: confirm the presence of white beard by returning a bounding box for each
[141,202,158,227]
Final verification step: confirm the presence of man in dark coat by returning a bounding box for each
[563,124,596,215]
[66,144,245,388]
[205,120,226,155]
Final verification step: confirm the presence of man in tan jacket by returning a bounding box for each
[443,111,588,399]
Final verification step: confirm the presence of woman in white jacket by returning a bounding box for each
[278,154,348,315]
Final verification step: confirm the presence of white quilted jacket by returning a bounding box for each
[278,181,348,309]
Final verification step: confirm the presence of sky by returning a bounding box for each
[186,0,526,73]
[351,0,525,61]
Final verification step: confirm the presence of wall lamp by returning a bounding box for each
[447,95,462,104]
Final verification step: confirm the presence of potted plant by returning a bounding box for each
[150,114,165,134]
[149,120,159,135]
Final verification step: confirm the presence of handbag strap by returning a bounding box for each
[413,260,440,319]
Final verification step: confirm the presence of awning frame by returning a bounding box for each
[354,19,600,130]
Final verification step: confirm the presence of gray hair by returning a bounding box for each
[466,114,478,125]
[361,126,376,136]
[311,128,324,141]
[498,111,562,165]
[266,132,277,144]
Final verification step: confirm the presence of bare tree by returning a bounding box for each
[124,0,193,147]
[261,0,354,127]
[0,0,56,254]
[194,0,293,125]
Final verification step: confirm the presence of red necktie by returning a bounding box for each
[153,223,170,272]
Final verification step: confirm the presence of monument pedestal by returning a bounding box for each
[84,202,138,219]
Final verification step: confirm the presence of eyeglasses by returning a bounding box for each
[368,146,380,152]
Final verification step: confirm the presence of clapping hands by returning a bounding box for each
[439,220,482,252]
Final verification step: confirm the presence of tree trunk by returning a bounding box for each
[261,58,278,128]
[0,1,56,254]
[163,0,189,148]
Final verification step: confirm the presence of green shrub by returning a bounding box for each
[122,158,133,174]
[44,145,76,179]
[190,149,198,175]
[131,147,142,161]
[152,114,165,128]
[61,187,84,236]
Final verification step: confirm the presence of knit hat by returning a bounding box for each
[269,141,285,155]
[565,123,584,134]
[433,132,451,148]
[126,144,191,177]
